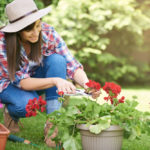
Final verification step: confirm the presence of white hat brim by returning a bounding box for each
[0,6,51,33]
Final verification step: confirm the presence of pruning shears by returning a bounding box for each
[57,89,91,96]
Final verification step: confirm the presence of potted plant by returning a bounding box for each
[48,81,149,150]
[25,81,149,150]
[0,123,10,150]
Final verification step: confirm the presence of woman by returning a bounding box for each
[0,0,100,134]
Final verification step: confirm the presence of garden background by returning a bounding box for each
[1,0,150,86]
[0,0,150,150]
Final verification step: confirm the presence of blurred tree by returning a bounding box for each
[43,0,150,85]
[0,0,13,26]
[136,0,150,17]
[1,0,150,86]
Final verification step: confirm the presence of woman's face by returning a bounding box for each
[20,19,41,43]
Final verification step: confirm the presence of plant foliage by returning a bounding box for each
[46,81,149,150]
[47,96,149,150]
[24,80,150,150]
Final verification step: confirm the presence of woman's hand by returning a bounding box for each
[91,89,101,99]
[54,78,76,94]
[84,84,101,99]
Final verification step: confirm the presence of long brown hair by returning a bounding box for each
[5,22,42,81]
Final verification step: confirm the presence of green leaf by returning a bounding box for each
[66,106,79,116]
[89,116,111,134]
[129,127,141,140]
[89,124,103,134]
[63,136,82,150]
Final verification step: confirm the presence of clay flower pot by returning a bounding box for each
[0,123,10,150]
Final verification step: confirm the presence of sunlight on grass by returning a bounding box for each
[122,89,150,112]
[97,89,150,112]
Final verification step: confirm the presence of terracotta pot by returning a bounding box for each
[0,123,10,150]
[77,124,123,150]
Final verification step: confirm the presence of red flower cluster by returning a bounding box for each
[26,96,46,117]
[118,96,125,103]
[103,82,125,105]
[103,82,121,97]
[86,80,101,91]
[58,91,64,96]
[104,95,114,104]
[38,96,47,112]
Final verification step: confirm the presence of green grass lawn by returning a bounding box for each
[0,88,150,150]
[122,89,150,112]
[98,89,150,112]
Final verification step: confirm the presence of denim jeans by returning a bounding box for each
[0,54,67,119]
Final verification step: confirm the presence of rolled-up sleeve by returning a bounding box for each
[49,28,83,79]
[12,69,30,88]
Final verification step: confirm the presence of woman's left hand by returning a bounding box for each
[84,85,101,99]
[91,89,101,99]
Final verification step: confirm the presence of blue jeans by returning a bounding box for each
[0,54,67,119]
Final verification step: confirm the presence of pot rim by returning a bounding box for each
[0,123,10,134]
[76,124,123,131]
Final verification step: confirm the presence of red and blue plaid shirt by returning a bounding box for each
[0,22,82,92]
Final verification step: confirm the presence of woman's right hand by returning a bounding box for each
[53,77,76,94]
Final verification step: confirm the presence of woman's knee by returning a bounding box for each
[44,54,66,68]
[3,85,39,118]
[8,103,27,118]
[43,54,67,78]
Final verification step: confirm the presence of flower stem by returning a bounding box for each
[37,110,46,119]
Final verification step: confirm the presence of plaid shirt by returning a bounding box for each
[0,22,82,92]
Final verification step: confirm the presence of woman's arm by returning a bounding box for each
[73,68,89,88]
[20,77,55,90]
[73,68,101,99]
[20,77,76,93]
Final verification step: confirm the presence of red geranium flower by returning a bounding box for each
[58,91,64,96]
[26,97,47,117]
[118,96,125,103]
[86,80,101,91]
[103,82,124,105]
[104,97,108,101]
[26,98,38,117]
[103,82,121,97]
[38,96,47,112]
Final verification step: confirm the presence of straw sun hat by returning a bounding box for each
[0,0,51,33]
